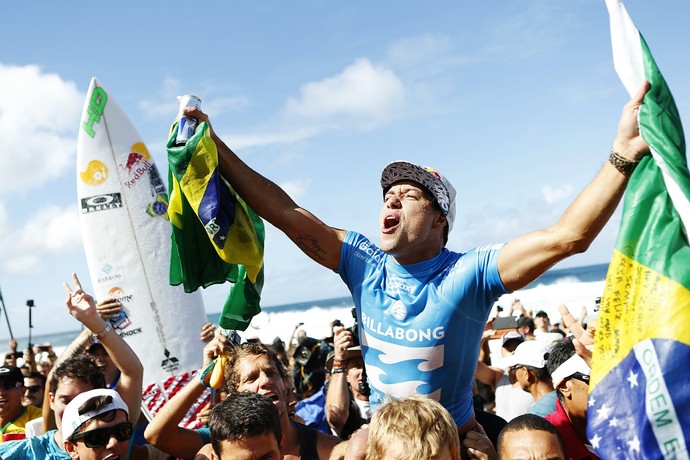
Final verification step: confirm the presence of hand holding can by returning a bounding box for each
[176,94,202,144]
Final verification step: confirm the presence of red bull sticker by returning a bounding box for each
[120,143,153,189]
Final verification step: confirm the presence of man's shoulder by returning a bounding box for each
[0,430,68,459]
[528,391,557,417]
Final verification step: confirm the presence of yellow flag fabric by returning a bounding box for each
[167,122,264,331]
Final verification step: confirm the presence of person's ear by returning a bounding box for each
[524,368,535,384]
[64,441,79,459]
[434,213,447,229]
[557,379,573,399]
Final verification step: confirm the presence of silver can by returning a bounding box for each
[175,95,202,144]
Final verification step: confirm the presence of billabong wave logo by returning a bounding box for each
[80,160,108,185]
[362,331,444,401]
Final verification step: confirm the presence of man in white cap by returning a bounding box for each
[508,340,557,417]
[475,331,534,421]
[186,82,649,438]
[545,338,597,460]
[62,389,131,460]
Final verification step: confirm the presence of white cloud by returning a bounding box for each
[542,184,574,205]
[137,77,183,119]
[0,203,82,273]
[0,65,83,196]
[285,58,405,128]
[138,77,252,121]
[279,179,311,201]
[224,126,320,150]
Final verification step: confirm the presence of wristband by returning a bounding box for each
[92,323,112,340]
[609,149,640,176]
[198,359,216,387]
[331,368,347,375]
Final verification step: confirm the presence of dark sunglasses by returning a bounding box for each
[0,381,23,390]
[26,385,42,393]
[570,372,590,384]
[70,422,132,448]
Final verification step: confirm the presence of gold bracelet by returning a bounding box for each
[609,149,640,176]
[92,323,112,340]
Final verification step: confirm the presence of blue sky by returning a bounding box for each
[1,0,689,341]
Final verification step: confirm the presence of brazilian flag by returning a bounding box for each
[167,121,264,331]
[587,2,690,458]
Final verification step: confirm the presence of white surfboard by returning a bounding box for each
[76,77,207,387]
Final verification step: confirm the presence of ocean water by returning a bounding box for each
[26,263,609,352]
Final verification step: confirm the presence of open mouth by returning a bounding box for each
[262,392,281,405]
[382,214,400,233]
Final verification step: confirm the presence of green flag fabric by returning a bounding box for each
[167,121,265,331]
[587,1,690,458]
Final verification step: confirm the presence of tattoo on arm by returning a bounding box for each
[295,234,327,263]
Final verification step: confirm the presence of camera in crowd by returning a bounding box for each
[347,307,370,397]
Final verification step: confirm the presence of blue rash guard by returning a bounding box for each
[337,231,509,427]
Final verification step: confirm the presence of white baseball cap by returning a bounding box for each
[381,161,457,232]
[62,388,129,441]
[507,340,550,369]
[551,354,591,387]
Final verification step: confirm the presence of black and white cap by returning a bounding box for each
[381,161,457,232]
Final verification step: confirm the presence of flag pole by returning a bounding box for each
[0,285,15,340]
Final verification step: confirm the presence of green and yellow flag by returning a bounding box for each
[587,1,690,458]
[167,121,264,331]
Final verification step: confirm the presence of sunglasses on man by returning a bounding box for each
[69,422,132,448]
[25,385,42,393]
[0,381,23,390]
[569,371,590,384]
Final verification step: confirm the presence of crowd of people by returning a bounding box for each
[0,280,601,460]
[0,287,597,460]
[0,80,651,459]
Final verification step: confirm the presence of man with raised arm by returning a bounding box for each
[185,82,650,437]
[0,273,145,459]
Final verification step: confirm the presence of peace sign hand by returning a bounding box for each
[63,273,103,331]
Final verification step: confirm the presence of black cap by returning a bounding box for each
[0,365,24,386]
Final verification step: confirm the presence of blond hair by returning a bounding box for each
[366,395,460,460]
